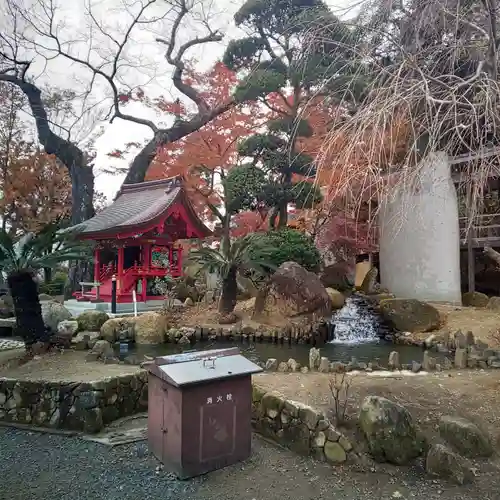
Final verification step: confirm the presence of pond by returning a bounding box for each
[122,295,438,367]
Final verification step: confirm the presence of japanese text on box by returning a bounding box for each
[206,393,233,405]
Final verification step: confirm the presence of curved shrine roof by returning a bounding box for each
[66,176,211,239]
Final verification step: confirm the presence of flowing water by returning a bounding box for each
[125,295,431,367]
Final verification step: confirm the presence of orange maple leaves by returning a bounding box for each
[0,82,71,234]
[146,63,267,220]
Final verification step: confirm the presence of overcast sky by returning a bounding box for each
[2,0,359,202]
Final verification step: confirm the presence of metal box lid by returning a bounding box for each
[154,352,262,387]
[153,348,239,366]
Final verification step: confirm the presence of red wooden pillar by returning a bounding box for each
[141,244,150,302]
[168,245,173,274]
[117,246,124,293]
[94,247,100,282]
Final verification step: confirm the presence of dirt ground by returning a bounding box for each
[0,350,141,382]
[179,298,300,330]
[3,352,500,496]
[255,370,500,448]
[408,303,500,347]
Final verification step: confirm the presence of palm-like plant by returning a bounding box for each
[187,234,276,314]
[0,230,90,349]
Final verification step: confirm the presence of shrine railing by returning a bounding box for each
[99,263,115,282]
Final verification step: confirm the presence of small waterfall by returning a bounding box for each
[328,295,390,344]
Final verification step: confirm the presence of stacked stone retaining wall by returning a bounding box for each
[0,372,147,433]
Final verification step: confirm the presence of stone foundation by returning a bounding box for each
[251,386,356,463]
[0,372,148,433]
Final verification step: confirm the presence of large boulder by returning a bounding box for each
[319,262,354,292]
[100,317,136,343]
[134,312,169,344]
[426,444,474,485]
[359,396,423,464]
[175,282,200,303]
[462,291,489,307]
[379,299,441,333]
[77,310,109,332]
[358,266,379,294]
[41,301,72,333]
[258,262,331,318]
[326,288,346,310]
[438,416,493,458]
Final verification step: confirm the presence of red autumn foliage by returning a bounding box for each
[230,211,268,238]
[0,82,71,234]
[146,62,267,220]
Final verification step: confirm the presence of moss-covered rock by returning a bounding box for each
[134,312,169,344]
[359,395,422,464]
[261,391,284,419]
[77,311,109,332]
[100,317,136,343]
[462,291,489,307]
[486,296,500,310]
[379,299,441,333]
[41,301,72,332]
[426,444,474,485]
[438,416,493,458]
[324,441,347,463]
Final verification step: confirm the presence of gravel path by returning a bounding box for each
[1,427,499,500]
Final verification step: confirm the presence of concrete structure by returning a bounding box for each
[379,152,462,304]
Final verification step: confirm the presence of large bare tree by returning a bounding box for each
[317,0,500,210]
[0,0,237,225]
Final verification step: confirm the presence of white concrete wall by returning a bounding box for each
[379,151,462,304]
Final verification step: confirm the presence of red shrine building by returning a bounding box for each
[63,176,211,315]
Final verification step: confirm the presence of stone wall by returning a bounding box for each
[251,385,356,464]
[0,371,148,433]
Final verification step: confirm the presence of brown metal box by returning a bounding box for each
[147,347,262,479]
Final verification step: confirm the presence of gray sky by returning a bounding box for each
[2,0,358,201]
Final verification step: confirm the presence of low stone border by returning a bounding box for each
[251,385,356,464]
[0,371,148,433]
[164,323,333,345]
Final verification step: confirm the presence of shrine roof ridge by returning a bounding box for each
[62,175,211,239]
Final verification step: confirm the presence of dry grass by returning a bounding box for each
[254,370,500,445]
[0,350,142,382]
[178,298,303,330]
[408,304,500,347]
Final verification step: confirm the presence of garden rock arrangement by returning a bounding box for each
[254,261,332,319]
[358,396,423,464]
[378,298,441,333]
[424,414,493,485]
[0,372,148,433]
[251,386,356,464]
[426,444,474,485]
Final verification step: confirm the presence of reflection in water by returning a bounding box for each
[130,340,427,367]
[126,294,430,366]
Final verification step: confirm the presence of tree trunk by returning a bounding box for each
[44,267,52,284]
[218,267,238,314]
[69,162,95,224]
[277,202,288,228]
[7,271,49,348]
[484,246,500,267]
[123,137,159,185]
